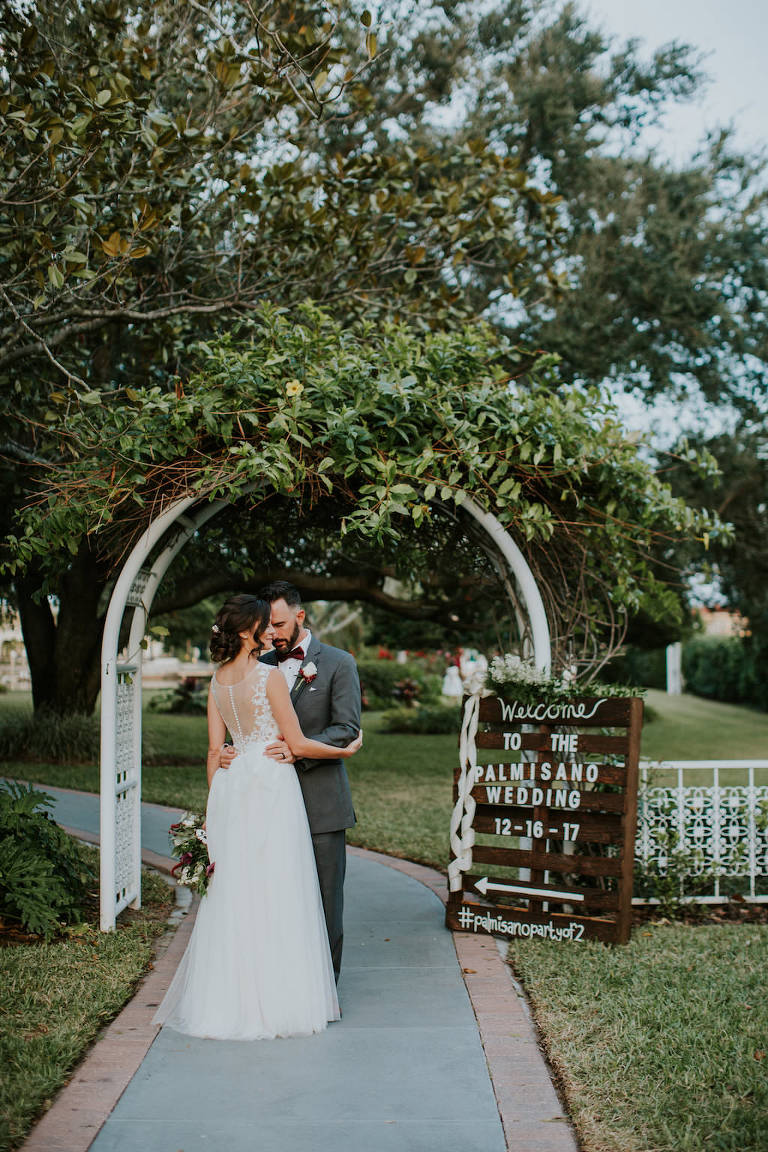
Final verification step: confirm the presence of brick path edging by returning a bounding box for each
[347,847,579,1152]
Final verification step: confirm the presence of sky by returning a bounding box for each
[584,0,767,160]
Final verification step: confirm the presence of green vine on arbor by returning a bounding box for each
[7,304,722,677]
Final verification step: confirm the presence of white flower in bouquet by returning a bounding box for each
[169,810,214,895]
[489,653,553,688]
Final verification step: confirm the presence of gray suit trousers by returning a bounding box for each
[311,829,346,983]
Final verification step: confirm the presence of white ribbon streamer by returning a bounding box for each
[448,693,482,891]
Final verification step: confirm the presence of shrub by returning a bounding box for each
[0,782,94,938]
[633,848,717,916]
[380,703,462,734]
[357,659,442,710]
[605,646,667,690]
[0,708,99,763]
[391,677,421,707]
[147,676,209,715]
[682,636,753,705]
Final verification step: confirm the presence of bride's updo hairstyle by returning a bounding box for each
[210,595,271,664]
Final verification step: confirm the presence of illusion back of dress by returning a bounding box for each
[210,661,280,750]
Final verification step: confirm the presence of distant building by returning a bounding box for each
[696,605,748,639]
[0,612,30,690]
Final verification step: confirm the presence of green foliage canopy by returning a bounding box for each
[9,305,721,673]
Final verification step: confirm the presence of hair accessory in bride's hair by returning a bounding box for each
[211,623,220,633]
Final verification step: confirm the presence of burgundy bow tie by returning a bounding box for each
[277,646,305,663]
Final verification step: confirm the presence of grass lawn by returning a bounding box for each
[641,689,768,763]
[2,688,768,867]
[508,923,768,1152]
[0,847,172,1152]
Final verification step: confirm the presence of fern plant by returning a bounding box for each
[0,781,94,938]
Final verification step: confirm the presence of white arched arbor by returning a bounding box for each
[99,490,551,930]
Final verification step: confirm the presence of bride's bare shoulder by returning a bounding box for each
[213,658,264,687]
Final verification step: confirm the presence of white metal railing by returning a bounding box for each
[635,760,768,903]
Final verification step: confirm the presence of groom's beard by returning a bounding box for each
[272,621,301,655]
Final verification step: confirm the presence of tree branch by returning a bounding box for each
[151,565,489,623]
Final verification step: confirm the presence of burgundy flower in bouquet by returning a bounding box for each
[169,811,214,895]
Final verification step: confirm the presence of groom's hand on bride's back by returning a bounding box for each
[218,740,295,768]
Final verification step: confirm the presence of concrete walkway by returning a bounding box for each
[21,785,578,1152]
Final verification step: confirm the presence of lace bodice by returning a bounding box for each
[210,661,280,750]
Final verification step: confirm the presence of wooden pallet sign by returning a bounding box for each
[446,693,643,945]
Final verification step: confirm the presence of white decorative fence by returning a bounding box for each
[635,761,768,903]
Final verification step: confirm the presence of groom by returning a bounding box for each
[219,580,361,982]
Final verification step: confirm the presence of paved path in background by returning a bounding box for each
[23,781,182,859]
[19,785,578,1152]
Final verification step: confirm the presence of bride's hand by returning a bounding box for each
[343,729,364,757]
[265,737,295,764]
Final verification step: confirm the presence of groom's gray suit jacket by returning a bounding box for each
[260,638,360,834]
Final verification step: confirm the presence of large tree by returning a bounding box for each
[4,0,759,711]
[306,0,768,410]
[0,0,557,711]
[665,421,768,706]
[0,0,557,384]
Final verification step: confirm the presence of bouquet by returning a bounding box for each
[169,811,215,895]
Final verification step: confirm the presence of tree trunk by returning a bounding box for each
[15,545,108,715]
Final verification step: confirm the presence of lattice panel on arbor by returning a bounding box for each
[112,667,140,913]
[126,568,151,608]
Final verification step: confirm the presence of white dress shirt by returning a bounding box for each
[278,630,311,692]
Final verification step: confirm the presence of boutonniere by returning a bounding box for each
[293,661,318,696]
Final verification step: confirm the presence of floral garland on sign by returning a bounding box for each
[483,653,641,706]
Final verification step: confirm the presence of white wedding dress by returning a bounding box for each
[153,661,340,1040]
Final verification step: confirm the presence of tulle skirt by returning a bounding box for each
[153,742,340,1040]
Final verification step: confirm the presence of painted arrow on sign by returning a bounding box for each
[474,877,585,902]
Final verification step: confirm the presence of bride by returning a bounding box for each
[154,594,362,1041]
